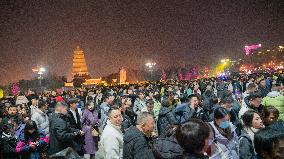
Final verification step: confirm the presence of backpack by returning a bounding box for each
[174,110,187,124]
[152,133,183,159]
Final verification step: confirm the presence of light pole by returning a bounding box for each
[32,67,46,90]
[145,62,156,81]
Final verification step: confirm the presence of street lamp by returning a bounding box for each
[32,67,46,90]
[145,62,156,81]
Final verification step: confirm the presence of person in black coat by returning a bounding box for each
[49,102,84,156]
[123,112,155,159]
[153,126,183,159]
[157,97,177,136]
[176,119,210,159]
[0,122,19,159]
[66,98,84,156]
[67,98,82,130]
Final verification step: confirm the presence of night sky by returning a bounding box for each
[0,0,283,84]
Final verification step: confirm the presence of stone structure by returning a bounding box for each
[72,46,89,77]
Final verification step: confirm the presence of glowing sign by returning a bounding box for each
[244,44,261,55]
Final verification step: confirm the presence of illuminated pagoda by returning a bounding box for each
[72,46,89,77]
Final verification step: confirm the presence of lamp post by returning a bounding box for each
[145,62,156,81]
[32,67,46,90]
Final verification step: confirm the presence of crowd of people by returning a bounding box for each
[0,72,284,159]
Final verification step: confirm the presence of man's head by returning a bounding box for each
[188,95,199,109]
[220,97,234,111]
[108,106,122,126]
[146,99,154,112]
[247,83,257,93]
[248,92,262,108]
[38,99,48,112]
[176,119,210,154]
[8,105,18,116]
[136,112,154,136]
[260,79,266,87]
[138,91,145,100]
[68,98,79,110]
[254,127,284,159]
[104,94,115,105]
[55,102,68,115]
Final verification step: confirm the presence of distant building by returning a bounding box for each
[119,67,127,84]
[72,46,89,77]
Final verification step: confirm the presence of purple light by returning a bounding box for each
[244,44,262,55]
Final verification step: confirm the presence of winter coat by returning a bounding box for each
[66,109,85,155]
[123,126,155,159]
[133,98,146,115]
[262,91,284,120]
[174,103,194,124]
[96,121,123,159]
[67,109,82,130]
[16,95,29,105]
[182,153,209,159]
[202,91,216,112]
[81,109,99,155]
[0,132,19,159]
[48,113,81,155]
[153,99,161,120]
[99,102,110,130]
[15,123,25,139]
[122,111,135,133]
[257,86,269,98]
[239,97,265,119]
[157,107,177,135]
[209,122,239,159]
[239,130,255,159]
[16,130,49,159]
[31,109,49,135]
[152,134,183,159]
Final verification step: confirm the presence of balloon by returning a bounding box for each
[0,89,3,99]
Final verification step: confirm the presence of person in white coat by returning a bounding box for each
[96,106,123,159]
[31,99,49,135]
[209,107,239,159]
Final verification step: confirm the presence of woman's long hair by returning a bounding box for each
[24,120,39,142]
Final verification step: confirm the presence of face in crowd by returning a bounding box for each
[138,92,145,100]
[8,106,18,116]
[251,113,263,129]
[190,97,199,109]
[109,109,123,127]
[146,102,154,113]
[215,114,230,129]
[107,95,115,105]
[87,102,95,111]
[141,116,155,137]
[249,98,262,108]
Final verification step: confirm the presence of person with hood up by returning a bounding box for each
[16,120,49,159]
[262,84,284,121]
[157,97,177,136]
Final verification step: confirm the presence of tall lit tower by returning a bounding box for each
[72,46,89,77]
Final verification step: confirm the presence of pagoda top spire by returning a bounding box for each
[75,45,81,51]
